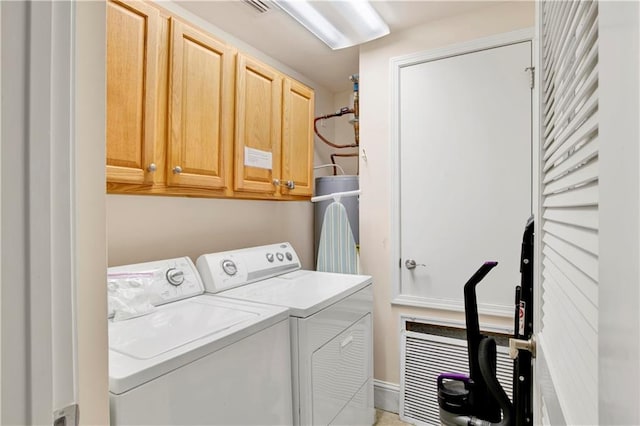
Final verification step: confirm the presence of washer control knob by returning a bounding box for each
[266,253,274,263]
[166,268,184,286]
[221,259,238,276]
[276,252,284,261]
[285,252,293,261]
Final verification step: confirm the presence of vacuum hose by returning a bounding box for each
[477,337,514,426]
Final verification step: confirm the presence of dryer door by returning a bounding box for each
[312,314,372,425]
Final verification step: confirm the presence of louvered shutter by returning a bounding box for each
[538,0,599,423]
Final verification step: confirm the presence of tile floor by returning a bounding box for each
[374,409,413,426]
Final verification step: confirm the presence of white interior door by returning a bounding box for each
[395,38,532,316]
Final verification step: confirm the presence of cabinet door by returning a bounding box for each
[234,54,283,194]
[282,78,314,197]
[168,18,234,190]
[106,0,160,184]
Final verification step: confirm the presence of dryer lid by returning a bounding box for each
[219,270,372,318]
[109,298,257,360]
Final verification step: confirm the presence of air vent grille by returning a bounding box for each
[401,329,513,425]
[243,0,270,14]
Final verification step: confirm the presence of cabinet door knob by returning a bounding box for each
[272,179,295,190]
[173,166,182,174]
[147,163,157,172]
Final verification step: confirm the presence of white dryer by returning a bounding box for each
[107,257,293,425]
[196,243,375,426]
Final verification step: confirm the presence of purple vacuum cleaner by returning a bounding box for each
[437,217,534,426]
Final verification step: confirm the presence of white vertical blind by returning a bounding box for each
[539,0,598,423]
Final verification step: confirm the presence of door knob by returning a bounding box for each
[173,166,182,174]
[405,259,426,270]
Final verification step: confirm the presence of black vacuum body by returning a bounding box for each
[513,217,534,426]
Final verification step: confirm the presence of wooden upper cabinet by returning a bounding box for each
[282,78,315,197]
[234,54,283,194]
[167,18,235,190]
[106,0,160,185]
[106,4,315,199]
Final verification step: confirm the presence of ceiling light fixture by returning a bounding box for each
[272,0,390,50]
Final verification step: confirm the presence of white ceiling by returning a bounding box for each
[178,1,493,93]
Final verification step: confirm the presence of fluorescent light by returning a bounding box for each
[273,0,390,50]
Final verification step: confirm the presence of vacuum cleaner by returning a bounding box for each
[437,217,534,426]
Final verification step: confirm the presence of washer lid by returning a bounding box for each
[108,296,289,395]
[219,270,372,318]
[109,299,256,360]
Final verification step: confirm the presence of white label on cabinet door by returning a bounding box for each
[244,147,272,170]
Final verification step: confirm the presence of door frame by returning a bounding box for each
[1,3,76,424]
[1,1,78,423]
[389,28,535,313]
[1,2,108,424]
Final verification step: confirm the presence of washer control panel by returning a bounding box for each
[196,242,301,293]
[107,257,204,317]
[165,267,185,286]
[222,259,238,276]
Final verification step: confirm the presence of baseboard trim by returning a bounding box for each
[374,379,400,414]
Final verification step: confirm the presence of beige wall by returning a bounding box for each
[107,196,315,268]
[358,2,535,384]
[76,2,109,424]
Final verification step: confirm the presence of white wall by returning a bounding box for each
[1,2,29,423]
[0,3,3,420]
[358,1,534,385]
[598,1,640,422]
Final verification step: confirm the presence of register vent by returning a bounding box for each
[243,0,271,14]
[400,321,513,425]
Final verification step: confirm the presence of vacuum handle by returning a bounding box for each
[464,261,499,383]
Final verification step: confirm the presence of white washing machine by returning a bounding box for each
[107,256,293,425]
[196,243,375,426]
